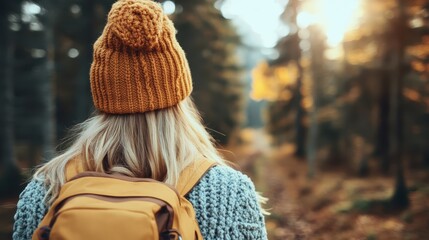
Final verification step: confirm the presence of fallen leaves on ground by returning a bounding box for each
[225,128,429,240]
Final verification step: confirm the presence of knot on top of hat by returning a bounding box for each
[108,0,164,50]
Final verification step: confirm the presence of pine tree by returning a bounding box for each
[270,0,307,157]
[0,0,23,197]
[339,0,415,206]
[389,0,409,208]
[306,26,326,177]
[401,0,429,168]
[14,0,56,166]
[172,0,245,145]
[53,0,113,141]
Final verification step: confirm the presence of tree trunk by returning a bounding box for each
[390,0,409,208]
[294,62,306,157]
[75,0,95,121]
[289,0,306,158]
[0,1,23,197]
[376,70,390,173]
[55,0,97,142]
[15,0,56,165]
[423,113,429,168]
[0,3,16,169]
[38,0,57,161]
[174,0,244,145]
[307,26,325,178]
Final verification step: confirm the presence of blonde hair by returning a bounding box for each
[34,98,225,205]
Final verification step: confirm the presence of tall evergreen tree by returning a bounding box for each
[14,0,56,165]
[53,0,108,141]
[54,0,114,142]
[389,0,409,208]
[272,0,306,157]
[172,0,245,145]
[0,0,23,197]
[306,26,326,177]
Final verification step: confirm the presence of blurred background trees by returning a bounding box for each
[173,0,245,145]
[0,0,22,197]
[0,0,246,196]
[251,0,429,208]
[1,0,429,239]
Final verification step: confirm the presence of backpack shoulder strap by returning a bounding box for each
[65,158,85,181]
[65,157,217,195]
[177,158,217,196]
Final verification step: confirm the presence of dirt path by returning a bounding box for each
[226,128,429,240]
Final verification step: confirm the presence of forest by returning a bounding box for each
[1,0,429,239]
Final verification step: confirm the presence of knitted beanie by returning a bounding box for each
[90,0,192,114]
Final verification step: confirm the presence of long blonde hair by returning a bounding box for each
[34,97,225,205]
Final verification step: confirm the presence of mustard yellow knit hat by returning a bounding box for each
[90,0,192,114]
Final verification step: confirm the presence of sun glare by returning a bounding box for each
[220,0,285,48]
[299,0,362,47]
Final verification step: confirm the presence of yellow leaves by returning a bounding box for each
[403,88,421,102]
[345,46,378,65]
[407,43,429,66]
[251,62,278,101]
[408,44,429,59]
[341,0,425,66]
[302,96,313,110]
[250,61,299,101]
[402,89,429,112]
[411,61,426,72]
[277,64,298,85]
[408,40,429,73]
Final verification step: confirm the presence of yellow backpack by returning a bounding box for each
[32,159,215,240]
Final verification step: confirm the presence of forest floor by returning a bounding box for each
[0,199,15,239]
[225,128,429,240]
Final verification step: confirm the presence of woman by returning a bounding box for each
[13,0,267,239]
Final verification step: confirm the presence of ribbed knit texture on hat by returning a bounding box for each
[90,0,192,114]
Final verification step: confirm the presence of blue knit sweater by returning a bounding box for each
[13,165,268,240]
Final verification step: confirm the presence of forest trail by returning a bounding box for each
[227,128,429,240]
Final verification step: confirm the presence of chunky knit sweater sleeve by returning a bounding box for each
[13,180,47,240]
[187,165,268,240]
[13,166,267,240]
